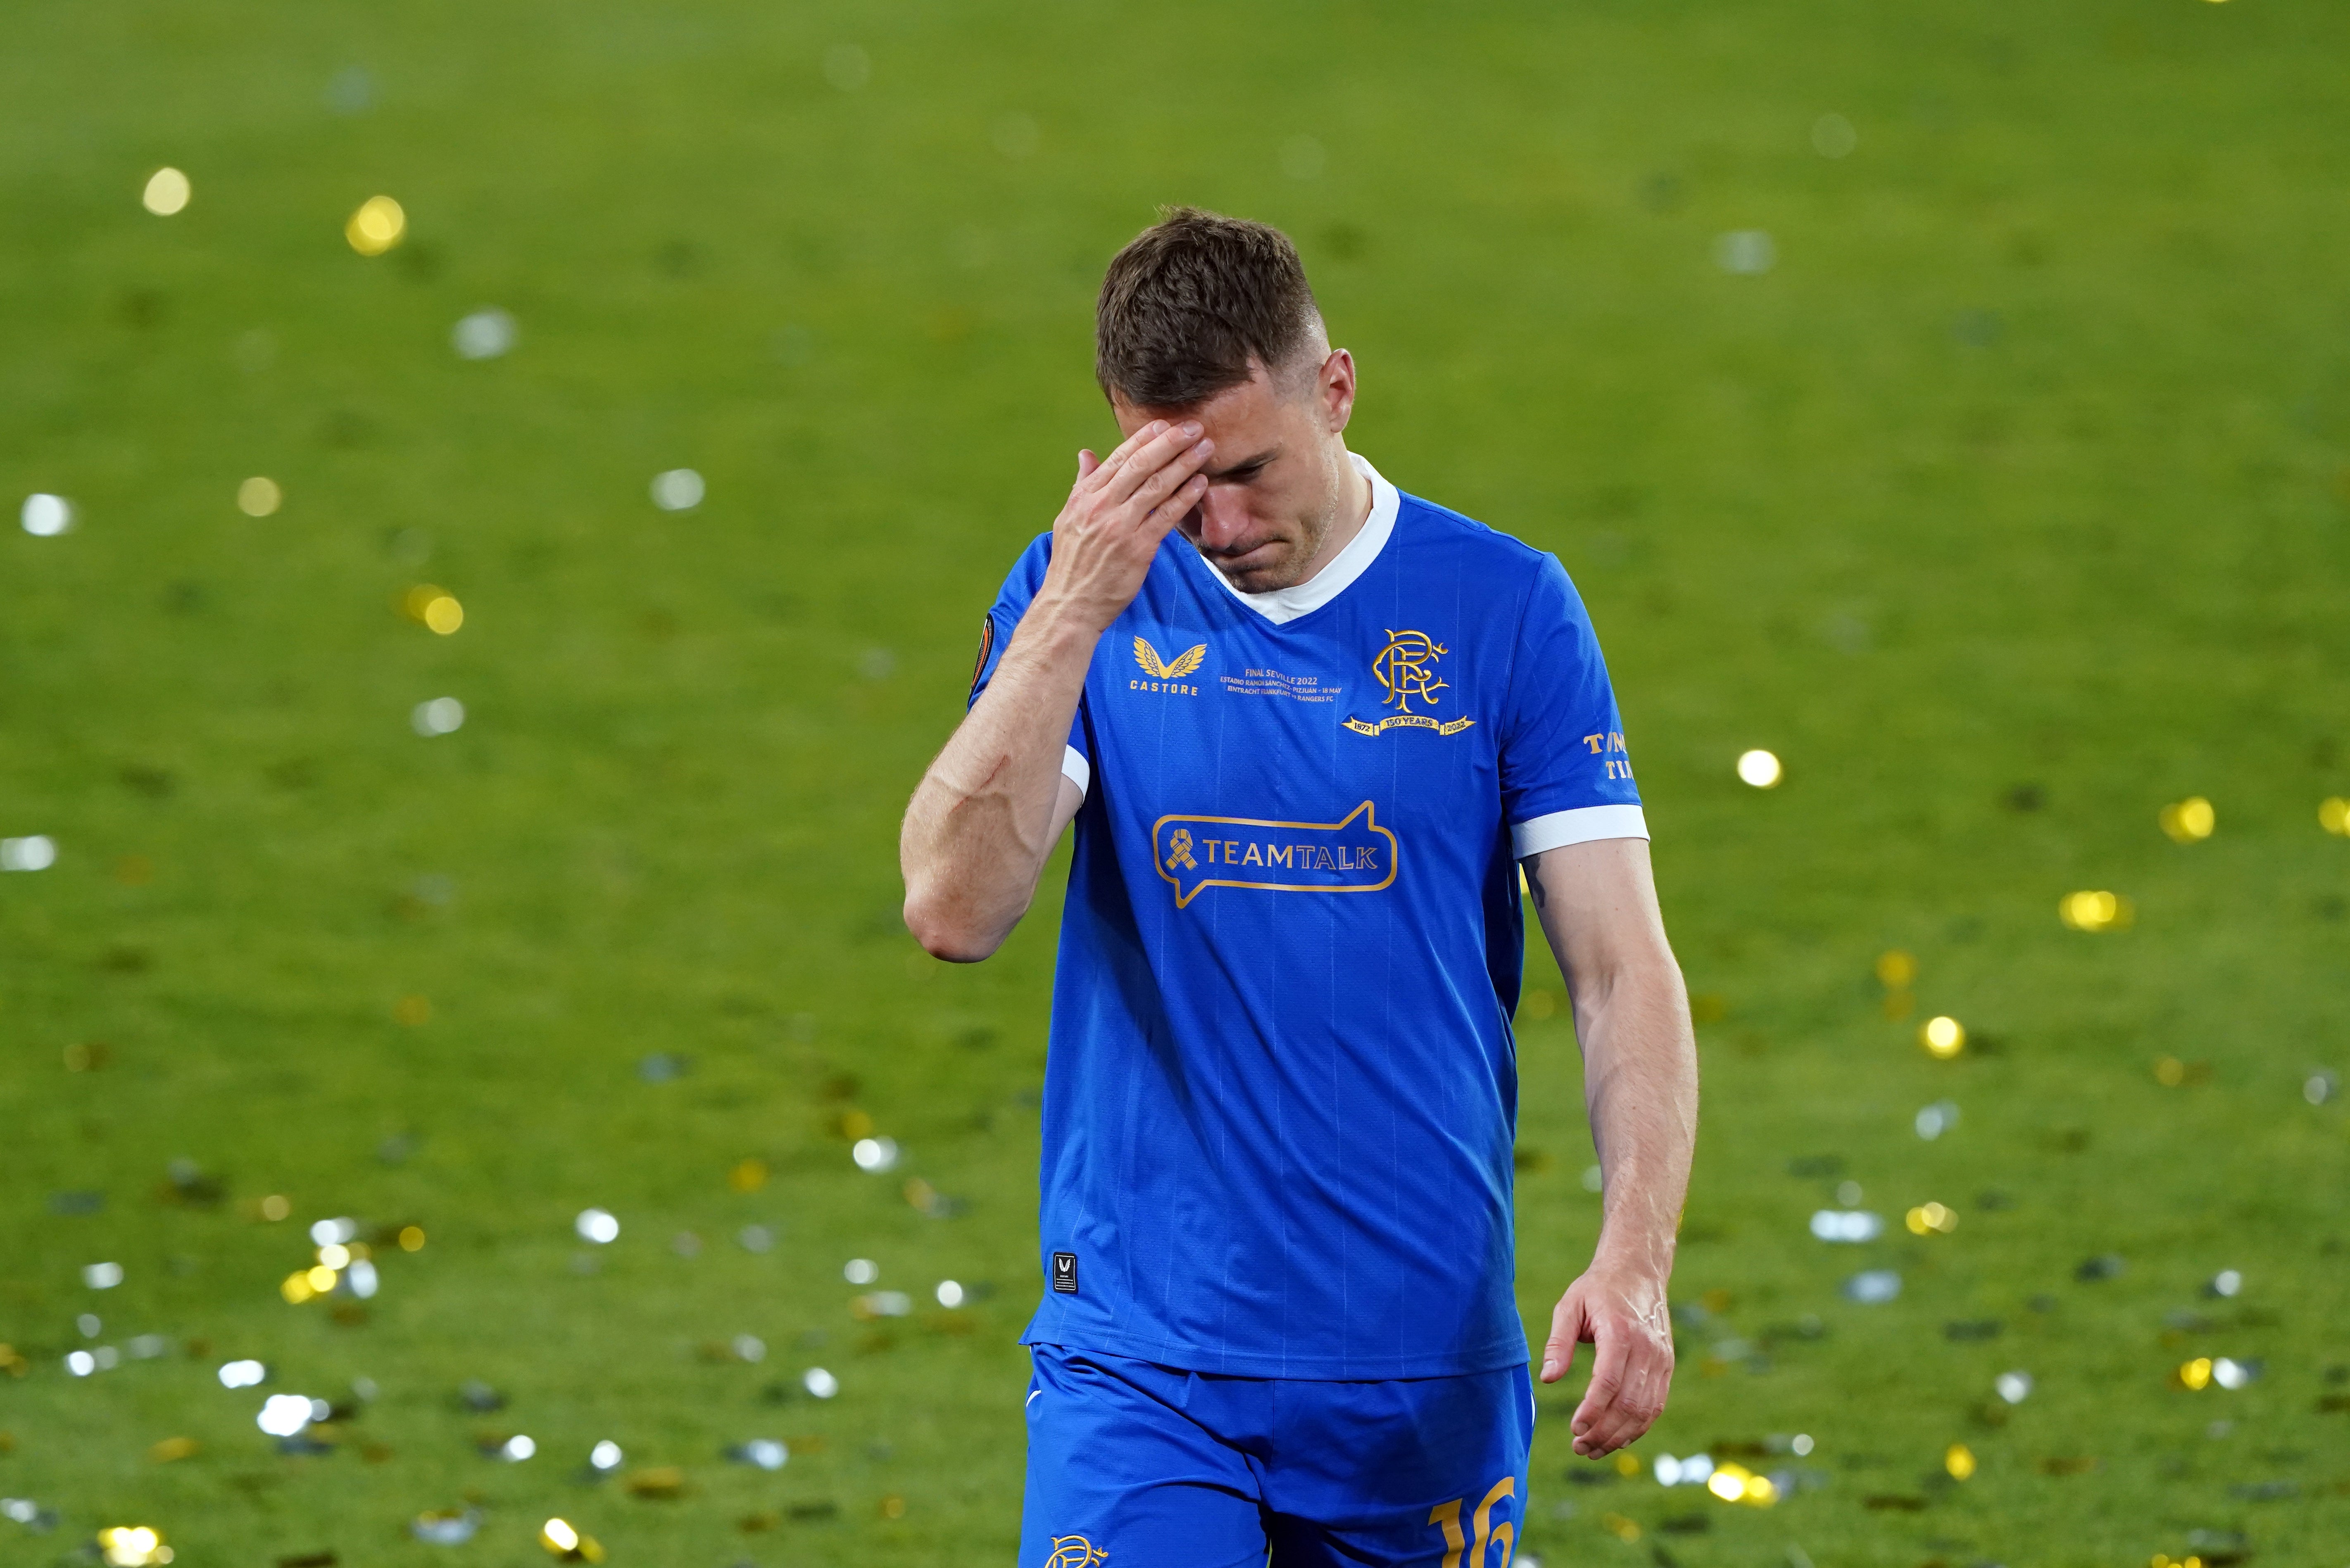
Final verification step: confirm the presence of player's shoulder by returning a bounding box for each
[1394,489,1572,591]
[991,530,1057,606]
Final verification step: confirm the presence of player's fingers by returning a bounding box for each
[1100,421,1204,506]
[1578,1354,1653,1454]
[1076,450,1100,480]
[1085,421,1166,489]
[1142,473,1209,535]
[1126,437,1213,520]
[1540,1291,1588,1384]
[1590,1334,1674,1453]
[1570,1320,1633,1444]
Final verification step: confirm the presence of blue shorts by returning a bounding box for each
[1019,1345,1533,1568]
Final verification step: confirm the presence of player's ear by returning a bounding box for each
[1318,348,1357,434]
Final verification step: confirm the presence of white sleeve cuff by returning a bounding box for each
[1061,745,1091,797]
[1511,803,1648,858]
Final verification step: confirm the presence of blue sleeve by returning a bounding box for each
[968,533,1092,787]
[1498,555,1646,855]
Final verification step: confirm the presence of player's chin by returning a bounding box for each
[1215,544,1298,591]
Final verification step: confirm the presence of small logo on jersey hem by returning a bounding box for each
[1130,635,1204,696]
[1152,801,1399,909]
[1051,1252,1078,1294]
[1045,1537,1107,1568]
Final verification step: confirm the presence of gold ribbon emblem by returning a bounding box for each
[1163,828,1196,871]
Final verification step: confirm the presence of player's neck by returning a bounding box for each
[1285,447,1375,590]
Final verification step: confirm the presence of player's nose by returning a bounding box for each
[1192,489,1253,552]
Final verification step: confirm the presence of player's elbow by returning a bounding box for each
[901,889,1004,964]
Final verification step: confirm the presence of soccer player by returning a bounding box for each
[900,209,1698,1567]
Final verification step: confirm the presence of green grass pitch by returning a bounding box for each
[3,0,2348,1563]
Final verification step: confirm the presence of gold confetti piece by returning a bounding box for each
[260,1194,291,1222]
[625,1466,687,1499]
[1736,748,1782,789]
[538,1520,604,1563]
[148,1436,199,1463]
[2153,1057,2210,1087]
[1945,1443,1977,1480]
[2174,1357,2214,1391]
[395,995,433,1026]
[1874,949,1917,988]
[64,1041,110,1071]
[727,1158,768,1193]
[98,1527,173,1567]
[1919,1016,1965,1058]
[398,1225,426,1252]
[878,1494,906,1520]
[142,168,190,216]
[1600,1513,1641,1542]
[1611,1451,1641,1478]
[281,1270,316,1304]
[237,477,282,517]
[2321,797,2349,836]
[2159,797,2215,843]
[1905,1202,1958,1236]
[1704,1460,1777,1505]
[2059,890,2133,931]
[398,584,466,633]
[346,195,406,255]
[832,1108,875,1140]
[0,1344,29,1377]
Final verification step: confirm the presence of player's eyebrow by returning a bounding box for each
[1204,445,1280,481]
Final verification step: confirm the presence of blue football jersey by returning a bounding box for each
[971,456,1646,1380]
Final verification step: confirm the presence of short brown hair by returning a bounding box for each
[1095,207,1321,408]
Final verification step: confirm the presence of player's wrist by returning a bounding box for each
[1588,1228,1677,1285]
[1024,584,1119,645]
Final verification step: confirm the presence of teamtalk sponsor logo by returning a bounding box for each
[1045,1537,1107,1568]
[1130,635,1204,695]
[1151,802,1398,909]
[1344,628,1475,737]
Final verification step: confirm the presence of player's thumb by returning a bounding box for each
[1076,449,1100,480]
[1541,1293,1587,1383]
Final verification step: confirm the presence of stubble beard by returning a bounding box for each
[1211,466,1340,595]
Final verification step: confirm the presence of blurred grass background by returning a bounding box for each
[4,0,2348,1563]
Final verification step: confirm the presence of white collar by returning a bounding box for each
[1199,452,1397,626]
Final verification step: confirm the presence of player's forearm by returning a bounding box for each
[900,598,1097,961]
[1576,967,1698,1280]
